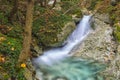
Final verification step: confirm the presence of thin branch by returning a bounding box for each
[63,3,80,15]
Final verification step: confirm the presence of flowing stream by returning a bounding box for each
[33,15,93,66]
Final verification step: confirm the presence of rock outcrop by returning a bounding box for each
[73,13,120,80]
[35,21,76,47]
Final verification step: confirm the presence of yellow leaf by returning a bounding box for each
[8,42,11,44]
[0,56,5,62]
[0,37,6,41]
[20,63,26,68]
[11,47,15,51]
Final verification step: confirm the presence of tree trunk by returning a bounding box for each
[18,0,34,63]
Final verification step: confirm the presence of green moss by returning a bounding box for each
[33,9,72,47]
[7,24,23,40]
[0,33,25,79]
[69,8,82,18]
[88,0,98,10]
[61,1,74,12]
[114,23,120,42]
[61,1,82,17]
[115,32,120,42]
[34,6,46,13]
[0,12,8,24]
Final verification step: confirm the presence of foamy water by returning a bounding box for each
[33,15,92,66]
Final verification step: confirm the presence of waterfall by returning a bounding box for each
[32,15,92,66]
[32,15,106,80]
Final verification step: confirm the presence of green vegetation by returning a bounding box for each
[0,1,79,78]
[33,8,72,47]
[93,0,120,42]
[0,1,77,79]
[61,1,82,17]
[0,32,25,80]
[0,12,8,24]
[114,23,120,42]
[109,2,120,42]
[0,0,120,79]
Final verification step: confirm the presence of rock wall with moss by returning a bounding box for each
[86,0,120,43]
[33,1,82,48]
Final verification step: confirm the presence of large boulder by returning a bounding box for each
[33,9,76,48]
[73,14,119,79]
[74,14,116,60]
[110,0,120,6]
[57,21,76,44]
[94,13,111,24]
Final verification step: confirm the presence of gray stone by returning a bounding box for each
[94,13,111,24]
[117,45,120,54]
[57,21,76,44]
[47,21,76,47]
[72,13,119,79]
[53,4,61,11]
[74,14,115,61]
[111,0,117,6]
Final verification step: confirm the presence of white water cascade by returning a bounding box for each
[33,15,92,66]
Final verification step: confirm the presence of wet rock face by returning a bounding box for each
[57,21,76,45]
[74,13,116,61]
[110,0,120,6]
[37,21,76,47]
[117,45,120,53]
[74,13,120,79]
[94,13,111,24]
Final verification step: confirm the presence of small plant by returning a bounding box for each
[0,12,8,24]
[0,33,26,79]
[114,23,120,42]
[33,8,72,47]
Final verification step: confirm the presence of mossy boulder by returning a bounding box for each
[33,9,76,47]
[56,21,76,45]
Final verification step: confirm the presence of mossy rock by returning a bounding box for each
[33,9,76,47]
[114,31,120,42]
[33,3,82,48]
[93,0,120,24]
[114,23,120,42]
